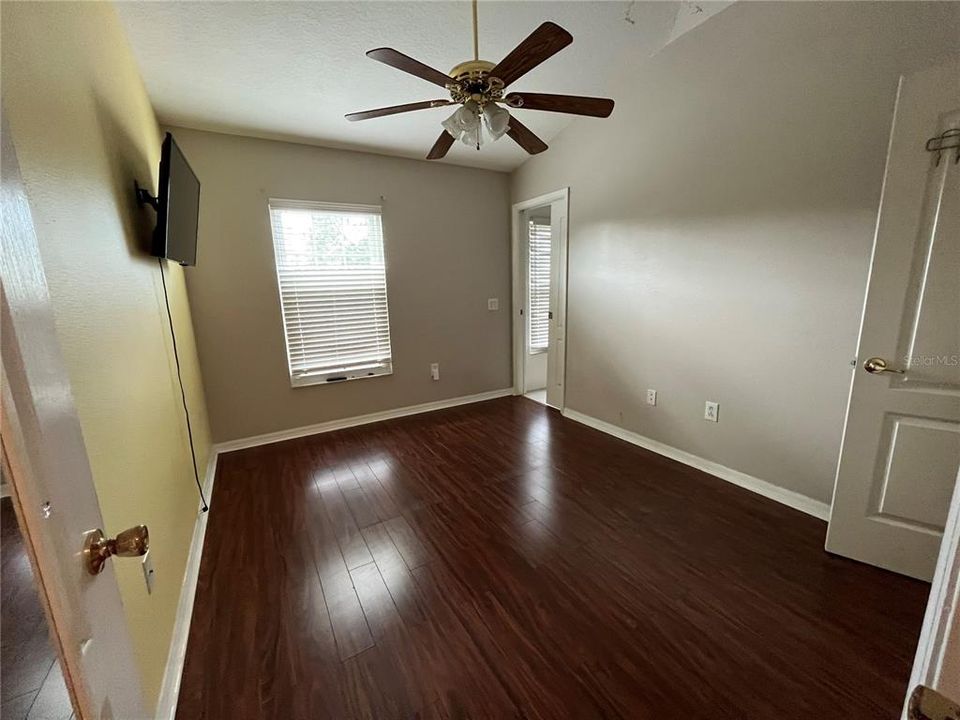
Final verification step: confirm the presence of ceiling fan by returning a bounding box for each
[345,0,615,160]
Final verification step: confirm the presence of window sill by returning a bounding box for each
[528,348,548,356]
[290,364,393,388]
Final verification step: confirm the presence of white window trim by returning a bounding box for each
[268,198,393,388]
[288,360,394,387]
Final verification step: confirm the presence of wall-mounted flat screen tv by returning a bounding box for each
[150,132,200,266]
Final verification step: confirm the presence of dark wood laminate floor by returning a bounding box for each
[178,397,929,719]
[1,498,75,720]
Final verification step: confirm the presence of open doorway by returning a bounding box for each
[512,189,569,410]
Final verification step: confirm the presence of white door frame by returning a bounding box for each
[511,188,570,408]
[907,464,960,715]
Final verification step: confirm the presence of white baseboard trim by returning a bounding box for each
[213,387,515,454]
[562,408,831,521]
[155,451,218,720]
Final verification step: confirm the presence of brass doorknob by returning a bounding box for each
[83,525,149,575]
[863,356,905,375]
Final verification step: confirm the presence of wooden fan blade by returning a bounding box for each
[506,116,548,155]
[505,93,614,118]
[426,131,455,160]
[490,22,573,89]
[346,100,453,122]
[366,48,452,88]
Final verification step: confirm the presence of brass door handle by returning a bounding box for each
[863,356,905,375]
[83,525,149,575]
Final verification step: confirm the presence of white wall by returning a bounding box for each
[511,1,960,504]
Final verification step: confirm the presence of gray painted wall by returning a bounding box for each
[511,1,960,503]
[174,128,512,442]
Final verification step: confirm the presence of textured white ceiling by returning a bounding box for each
[116,1,682,171]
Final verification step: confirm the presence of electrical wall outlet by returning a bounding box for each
[704,401,719,422]
[646,389,657,406]
[487,298,499,311]
[142,551,155,594]
[430,363,440,381]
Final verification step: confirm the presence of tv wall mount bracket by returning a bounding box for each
[134,180,159,212]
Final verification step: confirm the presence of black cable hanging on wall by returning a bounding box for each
[158,258,209,512]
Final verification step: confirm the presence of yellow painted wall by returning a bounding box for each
[2,2,212,711]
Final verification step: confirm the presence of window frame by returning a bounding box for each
[267,198,394,388]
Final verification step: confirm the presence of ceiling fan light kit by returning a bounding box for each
[345,0,615,160]
[483,103,510,140]
[440,99,510,149]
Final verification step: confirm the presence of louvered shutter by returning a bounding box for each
[528,220,551,353]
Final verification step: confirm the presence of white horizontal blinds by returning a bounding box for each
[269,201,392,382]
[528,220,551,353]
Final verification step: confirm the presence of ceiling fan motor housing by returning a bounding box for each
[447,60,504,105]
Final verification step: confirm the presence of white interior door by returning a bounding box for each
[545,196,568,410]
[1,113,147,718]
[826,58,960,581]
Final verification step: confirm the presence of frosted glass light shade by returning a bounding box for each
[442,100,480,139]
[460,125,483,148]
[483,103,510,141]
[441,101,511,149]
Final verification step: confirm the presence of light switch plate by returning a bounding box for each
[142,550,155,594]
[487,298,499,311]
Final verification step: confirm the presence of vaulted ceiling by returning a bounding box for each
[116,1,700,171]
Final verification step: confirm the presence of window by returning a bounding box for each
[268,200,392,386]
[528,220,551,354]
